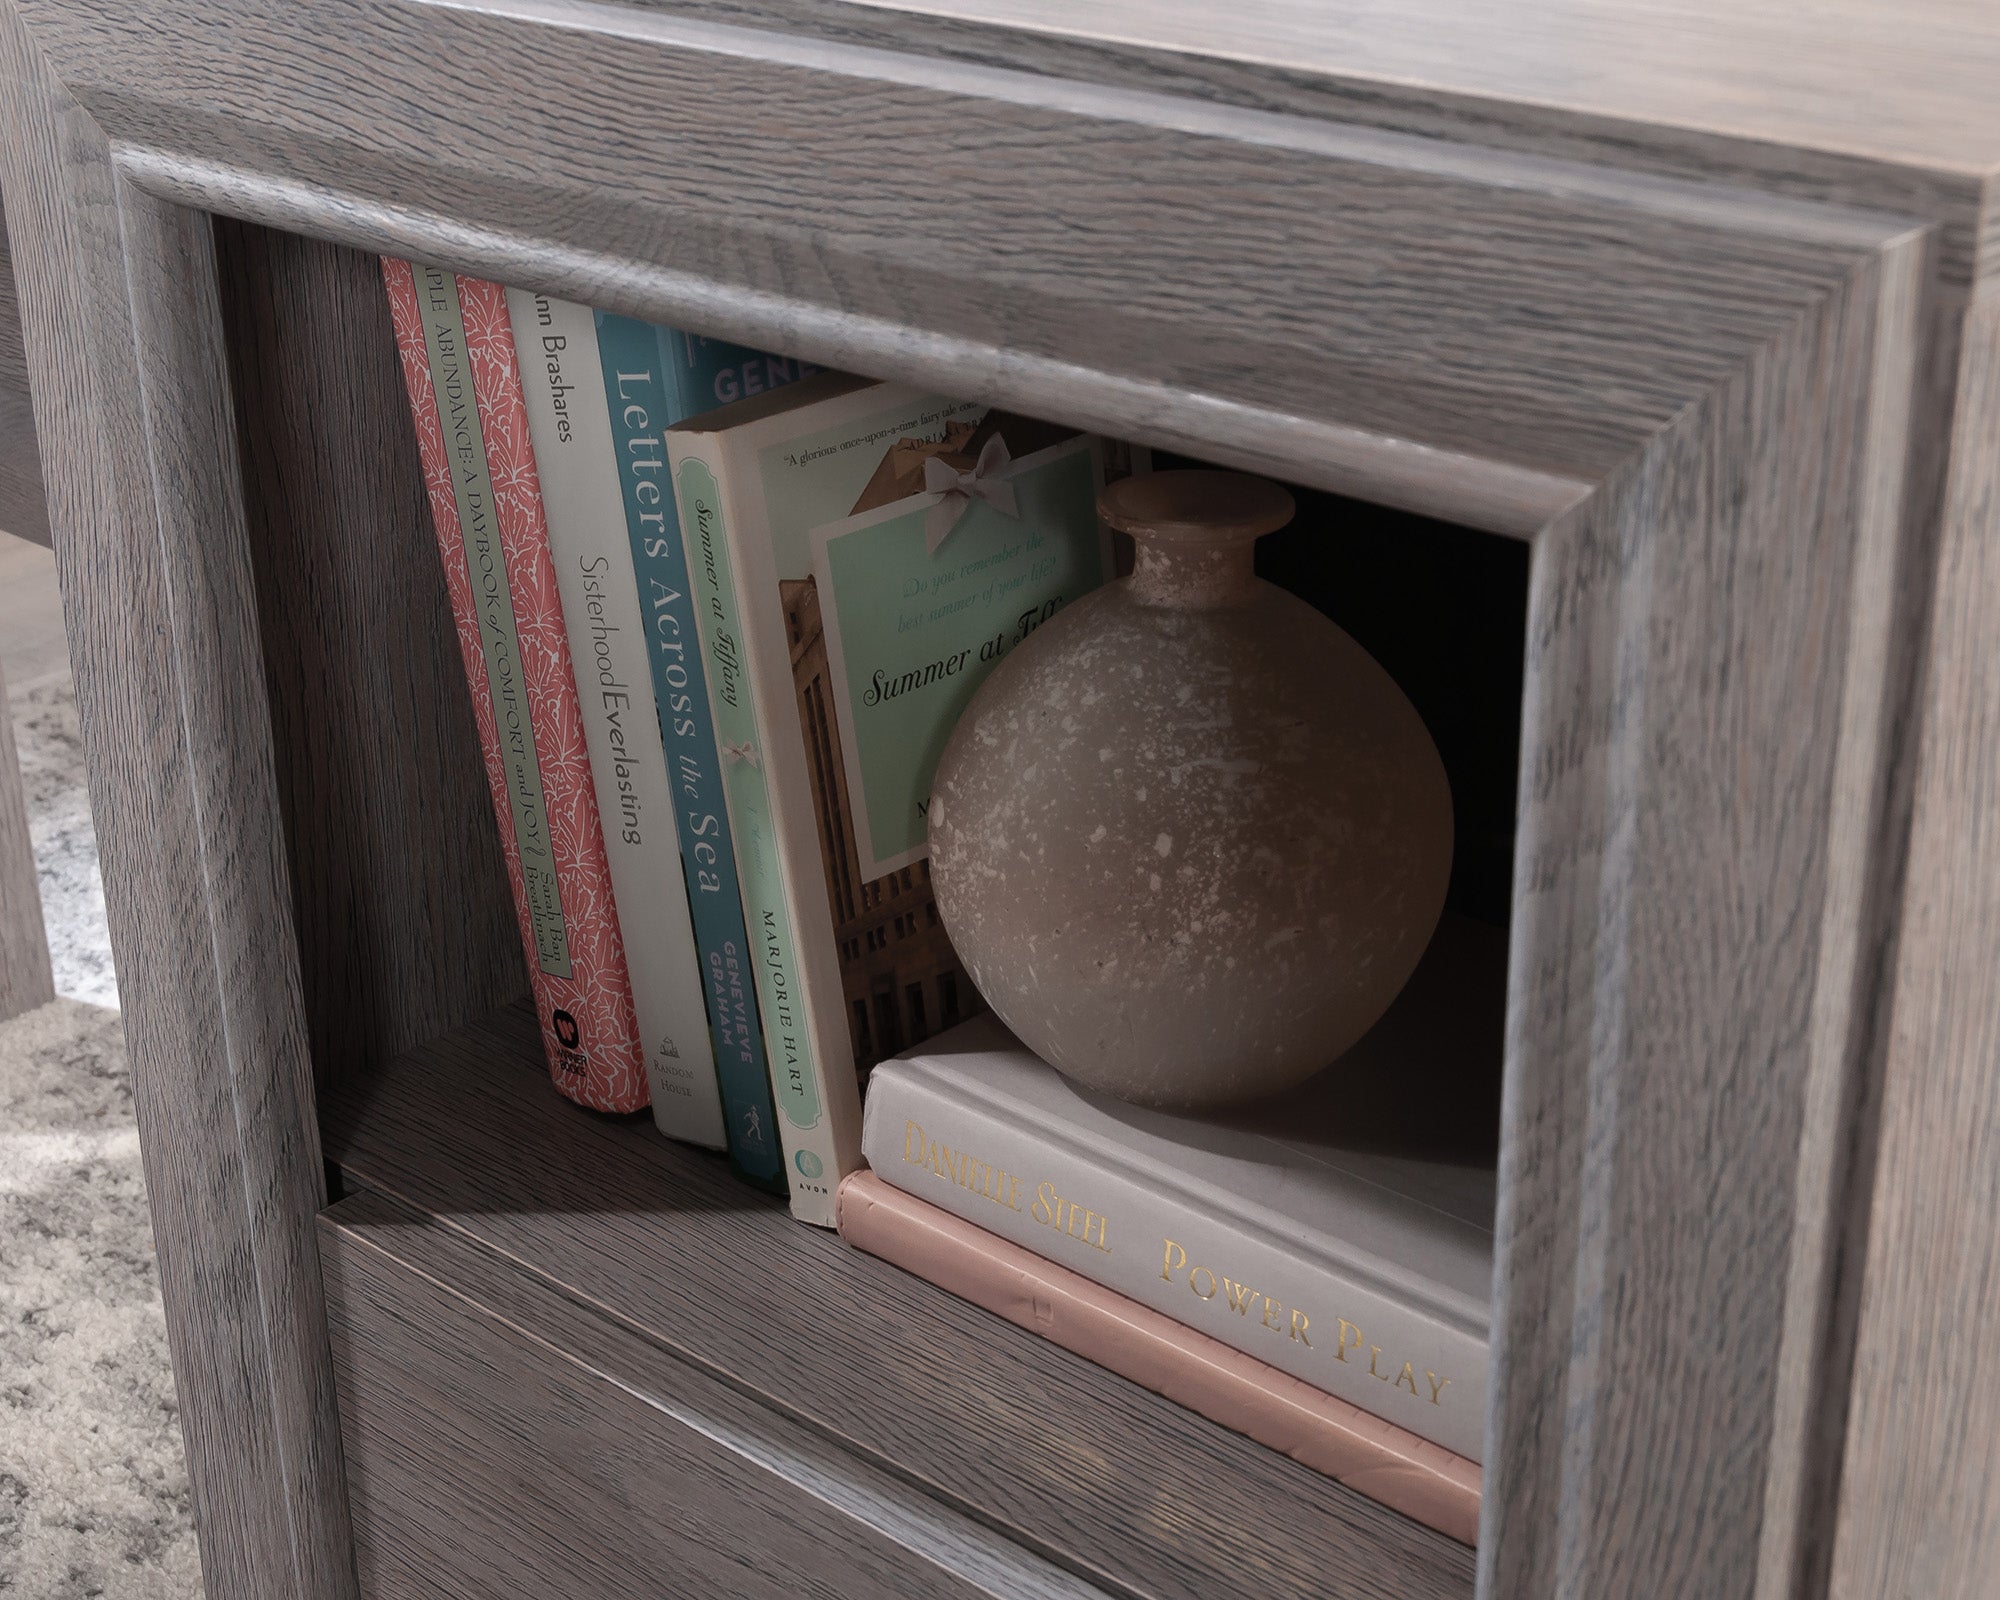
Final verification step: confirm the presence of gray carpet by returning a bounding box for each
[1,669,200,1597]
[9,670,117,1011]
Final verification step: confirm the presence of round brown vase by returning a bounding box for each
[928,469,1454,1109]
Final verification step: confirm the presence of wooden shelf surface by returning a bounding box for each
[320,1000,1476,1599]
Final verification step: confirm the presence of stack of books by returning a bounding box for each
[380,260,1494,1539]
[845,914,1501,1541]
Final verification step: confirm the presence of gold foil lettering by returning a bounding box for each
[1394,1362,1420,1396]
[1189,1267,1218,1300]
[1290,1308,1312,1346]
[1222,1278,1259,1316]
[1260,1295,1285,1331]
[1427,1372,1450,1405]
[1161,1239,1187,1282]
[1336,1319,1364,1363]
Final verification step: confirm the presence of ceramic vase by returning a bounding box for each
[928,469,1454,1109]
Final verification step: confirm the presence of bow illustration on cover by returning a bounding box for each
[923,434,1018,554]
[722,739,760,768]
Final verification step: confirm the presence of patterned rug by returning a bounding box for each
[1,669,199,1596]
[10,670,117,1009]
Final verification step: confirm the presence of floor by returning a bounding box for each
[1,526,201,1596]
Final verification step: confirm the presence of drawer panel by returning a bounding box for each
[319,1189,1096,1600]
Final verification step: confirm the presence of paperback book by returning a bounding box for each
[504,287,728,1149]
[382,259,648,1113]
[860,917,1504,1459]
[667,374,1119,1223]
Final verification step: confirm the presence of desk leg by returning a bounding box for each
[0,651,53,1019]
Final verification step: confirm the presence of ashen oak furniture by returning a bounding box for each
[0,200,54,1018]
[3,1,1998,1595]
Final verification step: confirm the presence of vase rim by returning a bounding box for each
[1099,469,1295,547]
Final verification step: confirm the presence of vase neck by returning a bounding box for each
[1129,534,1259,610]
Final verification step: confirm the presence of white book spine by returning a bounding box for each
[862,1068,1488,1460]
[506,287,726,1149]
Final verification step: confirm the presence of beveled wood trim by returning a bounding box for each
[0,10,354,1598]
[1826,281,2000,1600]
[25,0,1930,531]
[1484,231,1928,1597]
[0,0,1982,1594]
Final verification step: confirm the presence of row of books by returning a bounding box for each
[383,258,1120,1225]
[382,261,1492,1539]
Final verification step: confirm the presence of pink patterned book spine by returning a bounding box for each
[382,258,648,1113]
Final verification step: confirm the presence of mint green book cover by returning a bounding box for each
[668,376,1114,1224]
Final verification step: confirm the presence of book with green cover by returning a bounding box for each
[667,373,1115,1226]
[589,308,814,1187]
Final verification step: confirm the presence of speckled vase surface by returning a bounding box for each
[928,470,1454,1109]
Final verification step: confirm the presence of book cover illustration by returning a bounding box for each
[762,398,1111,1075]
[382,258,648,1113]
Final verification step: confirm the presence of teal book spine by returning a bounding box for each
[654,328,821,421]
[594,310,786,1187]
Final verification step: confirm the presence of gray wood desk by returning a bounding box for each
[1,1,1996,1595]
[0,193,53,1017]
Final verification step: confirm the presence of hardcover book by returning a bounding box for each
[837,1170,1481,1544]
[667,374,1117,1223]
[382,259,648,1113]
[859,916,1504,1459]
[504,287,728,1149]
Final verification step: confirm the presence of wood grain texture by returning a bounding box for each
[1827,280,2000,1600]
[0,651,54,1018]
[0,10,355,1597]
[322,1003,1477,1600]
[0,185,50,547]
[1482,231,1929,1598]
[4,0,1992,1594]
[24,0,1944,534]
[1754,260,1967,1600]
[322,1187,1130,1600]
[211,221,523,1085]
[833,0,2000,174]
[76,0,2000,292]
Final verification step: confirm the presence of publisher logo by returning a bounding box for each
[795,1150,824,1180]
[551,1009,580,1049]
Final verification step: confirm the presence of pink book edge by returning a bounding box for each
[380,258,646,1113]
[836,1169,1481,1546]
[457,274,646,1113]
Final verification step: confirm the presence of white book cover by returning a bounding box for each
[862,917,1503,1460]
[668,376,1118,1223]
[507,287,726,1149]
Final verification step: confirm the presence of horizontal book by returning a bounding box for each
[860,916,1503,1459]
[837,1170,1480,1544]
[668,374,1118,1223]
[382,258,648,1112]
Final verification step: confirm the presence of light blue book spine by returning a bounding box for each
[594,310,785,1188]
